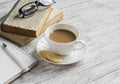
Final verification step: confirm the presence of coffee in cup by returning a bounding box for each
[49,29,76,43]
[45,24,85,55]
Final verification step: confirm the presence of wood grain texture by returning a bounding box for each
[1,0,120,84]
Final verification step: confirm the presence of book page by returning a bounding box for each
[0,43,22,84]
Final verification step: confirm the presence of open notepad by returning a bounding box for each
[0,37,37,84]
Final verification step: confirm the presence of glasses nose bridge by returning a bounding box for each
[35,1,40,7]
[36,0,56,6]
[35,1,47,7]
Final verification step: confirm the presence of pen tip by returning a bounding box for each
[3,43,7,48]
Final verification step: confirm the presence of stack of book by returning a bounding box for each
[0,0,63,46]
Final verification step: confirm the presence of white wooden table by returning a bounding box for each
[1,0,120,84]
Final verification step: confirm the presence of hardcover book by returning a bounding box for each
[0,8,63,46]
[2,0,52,37]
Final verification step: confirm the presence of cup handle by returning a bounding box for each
[73,40,86,50]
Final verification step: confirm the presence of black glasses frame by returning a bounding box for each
[18,0,55,18]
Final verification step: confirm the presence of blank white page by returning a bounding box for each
[0,43,22,84]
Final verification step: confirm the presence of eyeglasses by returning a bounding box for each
[18,0,56,18]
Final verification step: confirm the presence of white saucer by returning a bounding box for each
[36,36,87,65]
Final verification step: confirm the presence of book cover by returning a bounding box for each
[2,0,52,37]
[0,8,63,46]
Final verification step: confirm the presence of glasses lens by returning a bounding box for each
[20,3,38,16]
[37,0,55,5]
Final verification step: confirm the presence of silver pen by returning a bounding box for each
[2,43,30,72]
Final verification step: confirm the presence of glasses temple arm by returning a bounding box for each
[35,0,56,7]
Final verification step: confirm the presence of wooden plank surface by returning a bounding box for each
[1,0,120,84]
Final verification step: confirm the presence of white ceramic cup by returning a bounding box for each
[45,24,85,55]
